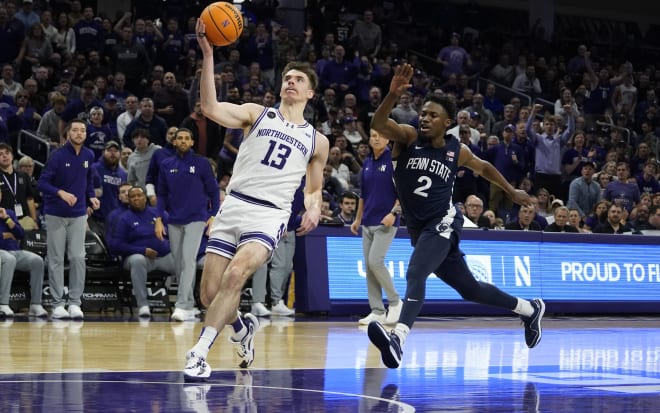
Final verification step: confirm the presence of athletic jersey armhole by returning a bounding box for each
[308,129,317,163]
[245,107,270,137]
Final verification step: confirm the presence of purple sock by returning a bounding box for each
[231,316,245,333]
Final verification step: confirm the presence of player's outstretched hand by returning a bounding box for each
[196,18,213,56]
[389,64,413,97]
[510,189,534,209]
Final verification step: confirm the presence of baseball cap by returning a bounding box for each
[105,94,118,102]
[470,111,480,119]
[504,123,515,131]
[62,68,73,77]
[582,160,597,169]
[551,199,564,208]
[105,141,121,150]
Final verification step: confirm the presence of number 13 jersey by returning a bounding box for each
[227,108,317,212]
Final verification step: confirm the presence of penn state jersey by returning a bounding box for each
[394,133,464,230]
[227,108,317,212]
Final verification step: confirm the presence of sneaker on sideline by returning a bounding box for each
[358,312,385,325]
[28,304,48,318]
[521,298,545,348]
[385,301,402,325]
[51,306,69,319]
[251,302,271,317]
[68,305,84,320]
[183,351,212,382]
[229,313,259,368]
[0,305,14,317]
[368,321,403,369]
[138,306,151,318]
[171,308,196,322]
[270,300,294,316]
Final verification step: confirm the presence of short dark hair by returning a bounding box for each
[424,93,456,120]
[132,128,150,140]
[175,127,194,140]
[65,119,86,135]
[340,191,359,203]
[128,185,146,195]
[0,142,13,153]
[282,61,318,92]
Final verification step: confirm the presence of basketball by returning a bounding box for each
[200,2,244,47]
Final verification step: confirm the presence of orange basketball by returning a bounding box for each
[200,2,244,47]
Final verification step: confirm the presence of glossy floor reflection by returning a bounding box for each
[1,316,659,412]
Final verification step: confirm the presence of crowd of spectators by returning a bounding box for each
[0,0,659,314]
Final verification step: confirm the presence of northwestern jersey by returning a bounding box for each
[227,108,317,212]
[394,134,463,230]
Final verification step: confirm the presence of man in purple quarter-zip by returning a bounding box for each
[114,186,176,318]
[155,128,219,322]
[38,119,100,320]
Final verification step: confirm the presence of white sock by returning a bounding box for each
[513,298,534,317]
[191,326,219,358]
[393,323,410,346]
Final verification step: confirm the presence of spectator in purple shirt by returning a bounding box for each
[320,45,357,102]
[604,162,641,213]
[635,160,659,195]
[436,32,471,80]
[73,6,102,54]
[487,124,524,213]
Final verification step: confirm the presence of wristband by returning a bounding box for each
[5,218,12,224]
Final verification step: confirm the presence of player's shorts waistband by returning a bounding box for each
[229,190,280,209]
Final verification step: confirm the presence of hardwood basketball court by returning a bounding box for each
[1,314,659,412]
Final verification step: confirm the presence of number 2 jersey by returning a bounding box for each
[226,108,317,212]
[393,133,464,232]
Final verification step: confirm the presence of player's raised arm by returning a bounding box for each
[196,18,262,129]
[371,64,417,145]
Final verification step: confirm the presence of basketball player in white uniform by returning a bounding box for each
[183,19,329,381]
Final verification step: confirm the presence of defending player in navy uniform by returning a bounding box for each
[367,64,545,369]
[182,19,329,381]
